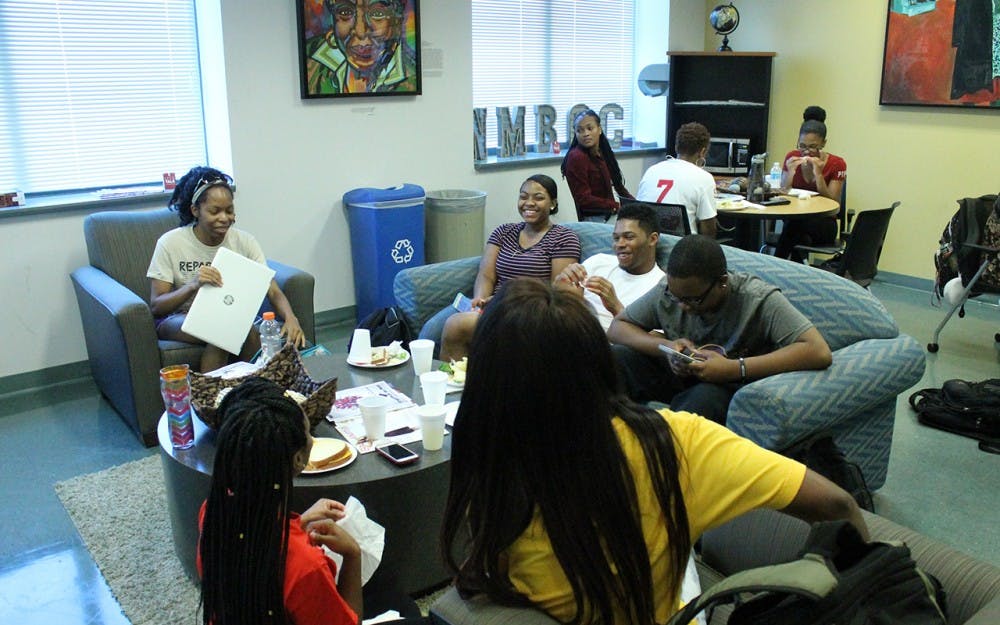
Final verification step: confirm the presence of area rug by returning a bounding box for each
[55,455,200,625]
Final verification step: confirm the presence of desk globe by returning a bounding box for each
[710,3,740,52]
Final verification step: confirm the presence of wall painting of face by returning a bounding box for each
[297,0,421,98]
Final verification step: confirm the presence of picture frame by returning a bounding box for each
[295,0,421,99]
[879,0,999,108]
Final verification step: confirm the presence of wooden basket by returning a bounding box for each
[189,343,338,430]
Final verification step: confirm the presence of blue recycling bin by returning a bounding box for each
[343,184,425,323]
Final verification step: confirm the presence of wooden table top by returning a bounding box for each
[717,193,840,220]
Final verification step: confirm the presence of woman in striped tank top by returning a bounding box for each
[417,174,581,361]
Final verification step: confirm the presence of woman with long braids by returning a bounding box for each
[198,377,360,625]
[440,278,866,625]
[561,109,634,222]
[147,166,305,372]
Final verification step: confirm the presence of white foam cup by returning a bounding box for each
[416,404,447,451]
[409,339,435,375]
[419,371,448,406]
[348,328,372,364]
[358,395,389,441]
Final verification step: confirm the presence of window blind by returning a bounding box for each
[0,0,207,195]
[472,0,635,152]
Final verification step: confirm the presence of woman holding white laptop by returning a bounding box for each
[147,166,305,372]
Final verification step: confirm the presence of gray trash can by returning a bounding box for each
[424,189,487,263]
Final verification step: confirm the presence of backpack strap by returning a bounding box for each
[664,554,838,625]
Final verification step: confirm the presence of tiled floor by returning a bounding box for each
[1,284,998,624]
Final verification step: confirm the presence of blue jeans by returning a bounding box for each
[418,304,459,359]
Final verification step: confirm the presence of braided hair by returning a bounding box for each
[199,377,308,625]
[169,166,234,226]
[560,109,628,193]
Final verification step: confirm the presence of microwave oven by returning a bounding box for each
[704,137,750,175]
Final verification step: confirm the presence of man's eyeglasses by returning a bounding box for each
[665,278,719,307]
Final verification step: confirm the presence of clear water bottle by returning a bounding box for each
[259,312,282,365]
[769,162,782,189]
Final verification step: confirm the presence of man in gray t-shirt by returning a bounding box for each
[606,235,832,424]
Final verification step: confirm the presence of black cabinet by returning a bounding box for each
[666,52,775,172]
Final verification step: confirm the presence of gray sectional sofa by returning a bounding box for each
[429,508,1000,625]
[393,221,926,489]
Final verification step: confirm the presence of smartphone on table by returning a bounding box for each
[658,343,706,364]
[375,442,420,466]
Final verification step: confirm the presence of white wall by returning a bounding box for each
[0,0,704,379]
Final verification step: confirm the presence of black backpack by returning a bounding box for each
[908,379,1000,448]
[666,521,947,625]
[933,195,999,300]
[781,434,873,512]
[347,306,413,352]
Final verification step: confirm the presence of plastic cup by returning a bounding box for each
[348,328,372,364]
[409,339,434,375]
[419,371,448,406]
[358,395,389,441]
[416,404,447,451]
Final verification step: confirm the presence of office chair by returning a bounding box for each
[622,199,692,236]
[927,194,1000,353]
[794,202,899,288]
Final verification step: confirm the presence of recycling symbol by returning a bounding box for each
[390,238,415,264]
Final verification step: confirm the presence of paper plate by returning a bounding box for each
[347,348,410,369]
[301,438,357,475]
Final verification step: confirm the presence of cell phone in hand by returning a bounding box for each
[658,344,705,364]
[375,442,420,466]
[453,293,475,313]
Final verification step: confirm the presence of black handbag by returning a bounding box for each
[347,306,413,351]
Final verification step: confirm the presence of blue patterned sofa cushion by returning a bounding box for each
[392,221,925,488]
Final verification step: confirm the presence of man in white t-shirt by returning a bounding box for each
[636,122,718,237]
[554,203,665,331]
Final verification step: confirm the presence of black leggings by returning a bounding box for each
[774,216,838,262]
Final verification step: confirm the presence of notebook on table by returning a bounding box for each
[181,247,275,355]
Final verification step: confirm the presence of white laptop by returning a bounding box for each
[181,247,275,355]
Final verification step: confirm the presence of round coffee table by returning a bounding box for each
[158,356,453,595]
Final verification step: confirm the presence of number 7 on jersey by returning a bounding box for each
[656,179,674,202]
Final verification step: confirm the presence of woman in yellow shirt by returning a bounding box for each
[440,278,866,625]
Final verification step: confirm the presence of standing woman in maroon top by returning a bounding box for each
[561,109,634,222]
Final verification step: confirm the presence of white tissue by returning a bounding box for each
[363,611,401,624]
[322,496,385,585]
